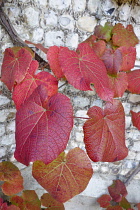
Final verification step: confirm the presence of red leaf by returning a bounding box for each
[112,23,139,47]
[83,35,97,47]
[59,42,113,102]
[94,22,113,42]
[1,47,33,91]
[107,206,123,210]
[127,69,140,94]
[108,72,128,98]
[14,85,73,165]
[25,40,48,54]
[47,46,65,79]
[108,180,127,202]
[101,48,122,75]
[83,99,128,162]
[97,194,112,208]
[137,203,140,210]
[119,46,136,72]
[32,148,93,203]
[41,193,64,209]
[12,60,58,109]
[0,161,23,196]
[7,205,20,210]
[131,111,140,130]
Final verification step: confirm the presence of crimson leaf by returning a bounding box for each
[97,194,112,208]
[83,99,128,162]
[131,111,140,130]
[127,69,140,94]
[59,42,113,102]
[14,85,73,166]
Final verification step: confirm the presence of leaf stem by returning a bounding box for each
[58,81,68,89]
[124,162,140,186]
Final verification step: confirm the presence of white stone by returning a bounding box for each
[33,0,48,6]
[75,132,84,142]
[45,11,58,27]
[24,7,39,27]
[73,96,90,108]
[129,94,140,103]
[125,116,131,129]
[49,0,71,10]
[66,33,78,48]
[0,95,10,106]
[7,6,21,22]
[75,110,88,118]
[134,25,140,39]
[127,150,136,159]
[131,105,140,112]
[136,43,140,60]
[91,99,102,108]
[0,133,15,145]
[77,16,97,32]
[0,146,6,158]
[88,0,100,14]
[45,31,64,47]
[131,6,140,23]
[127,129,140,141]
[13,25,30,40]
[0,110,9,122]
[72,0,86,12]
[0,125,5,137]
[6,121,15,133]
[132,141,140,152]
[32,28,44,42]
[122,102,131,115]
[59,15,74,31]
[119,4,131,21]
[135,152,140,161]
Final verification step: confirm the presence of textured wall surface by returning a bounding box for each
[0,0,140,209]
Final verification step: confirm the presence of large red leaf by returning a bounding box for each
[41,193,64,209]
[12,60,58,109]
[32,148,93,203]
[112,23,139,47]
[127,69,140,94]
[47,46,65,79]
[14,85,73,166]
[0,161,23,196]
[108,180,127,202]
[97,194,112,208]
[59,42,113,102]
[131,111,140,130]
[108,72,128,98]
[83,99,128,162]
[1,47,33,91]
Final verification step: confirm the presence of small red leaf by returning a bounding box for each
[59,42,113,102]
[83,99,128,162]
[97,194,112,208]
[92,40,106,57]
[131,110,140,130]
[1,47,33,91]
[47,46,65,79]
[0,161,23,196]
[41,193,64,209]
[94,22,113,42]
[25,40,48,54]
[14,85,73,165]
[32,148,93,203]
[137,203,140,210]
[127,69,140,94]
[112,23,139,47]
[108,180,127,202]
[107,206,123,210]
[108,72,128,98]
[12,60,58,109]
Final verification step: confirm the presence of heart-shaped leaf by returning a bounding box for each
[32,148,93,203]
[112,23,139,47]
[59,42,113,102]
[131,111,140,130]
[108,180,127,202]
[12,60,58,109]
[92,40,106,57]
[94,22,113,42]
[14,85,73,166]
[83,99,128,162]
[127,69,140,94]
[1,47,33,91]
[0,161,23,196]
[41,193,64,209]
[97,194,112,208]
[108,72,128,98]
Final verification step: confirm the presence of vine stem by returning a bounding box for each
[0,1,50,70]
[124,162,140,186]
[74,116,90,120]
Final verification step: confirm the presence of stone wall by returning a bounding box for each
[0,0,140,209]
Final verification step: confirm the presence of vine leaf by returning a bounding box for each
[47,46,65,79]
[59,42,113,102]
[127,69,140,94]
[25,40,48,54]
[0,161,23,196]
[32,148,93,203]
[112,23,139,47]
[41,193,65,209]
[1,47,33,91]
[10,190,41,210]
[119,197,131,209]
[97,194,112,208]
[0,198,20,210]
[108,72,128,98]
[12,60,58,109]
[14,85,73,166]
[83,99,128,162]
[131,111,140,130]
[94,22,113,42]
[107,206,123,210]
[108,180,127,202]
[137,203,140,210]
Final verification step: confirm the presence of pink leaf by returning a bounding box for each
[127,69,140,94]
[131,111,140,130]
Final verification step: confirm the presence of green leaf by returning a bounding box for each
[94,22,113,42]
[41,193,65,209]
[119,197,131,209]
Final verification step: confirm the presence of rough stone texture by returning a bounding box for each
[0,0,140,208]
